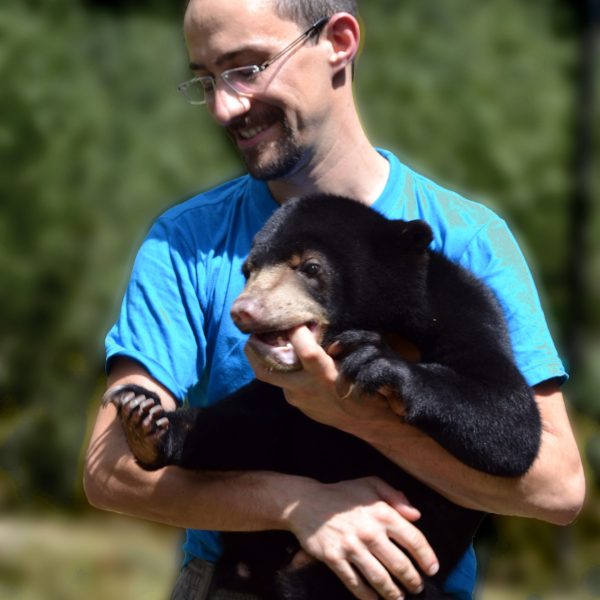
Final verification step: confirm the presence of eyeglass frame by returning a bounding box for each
[177,16,330,105]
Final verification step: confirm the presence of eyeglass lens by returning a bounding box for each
[179,17,329,105]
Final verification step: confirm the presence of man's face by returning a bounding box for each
[184,0,332,180]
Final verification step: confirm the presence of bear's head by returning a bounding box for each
[230,194,433,371]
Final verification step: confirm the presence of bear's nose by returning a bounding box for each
[230,296,265,331]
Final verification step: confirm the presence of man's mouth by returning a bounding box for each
[231,116,280,148]
[238,123,271,140]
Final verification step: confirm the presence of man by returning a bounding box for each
[83,1,585,599]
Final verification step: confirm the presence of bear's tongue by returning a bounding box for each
[255,330,291,347]
[247,322,322,371]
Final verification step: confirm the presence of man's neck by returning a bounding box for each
[267,133,390,206]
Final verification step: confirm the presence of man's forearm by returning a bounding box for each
[344,384,584,525]
[83,410,308,532]
[86,358,314,532]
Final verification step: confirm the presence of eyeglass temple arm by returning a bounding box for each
[258,16,331,72]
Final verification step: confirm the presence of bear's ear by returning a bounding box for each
[395,220,433,253]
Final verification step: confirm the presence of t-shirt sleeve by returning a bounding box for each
[459,217,567,387]
[105,217,206,402]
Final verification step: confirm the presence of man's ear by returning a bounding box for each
[324,13,360,75]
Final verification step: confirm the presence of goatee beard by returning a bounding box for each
[230,113,305,181]
[245,134,304,181]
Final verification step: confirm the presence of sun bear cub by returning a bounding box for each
[105,194,541,599]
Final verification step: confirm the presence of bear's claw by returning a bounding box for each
[102,383,171,470]
[333,330,408,396]
[102,383,161,408]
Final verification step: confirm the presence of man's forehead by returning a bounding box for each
[184,0,299,68]
[184,0,278,33]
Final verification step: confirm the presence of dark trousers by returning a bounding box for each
[170,558,263,600]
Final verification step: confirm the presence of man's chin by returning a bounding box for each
[233,131,304,180]
[243,151,303,181]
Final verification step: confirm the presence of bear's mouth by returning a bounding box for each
[247,321,322,371]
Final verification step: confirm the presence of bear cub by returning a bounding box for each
[105,195,541,600]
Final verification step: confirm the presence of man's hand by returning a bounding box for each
[286,476,439,600]
[245,325,396,429]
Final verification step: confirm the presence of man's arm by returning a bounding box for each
[248,326,585,526]
[84,358,298,531]
[83,356,440,600]
[357,380,585,523]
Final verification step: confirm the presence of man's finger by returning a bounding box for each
[326,558,378,600]
[366,536,424,596]
[289,549,315,570]
[387,521,439,578]
[368,478,421,522]
[349,547,406,600]
[288,325,337,377]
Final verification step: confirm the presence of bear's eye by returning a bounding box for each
[300,261,321,278]
[241,261,252,280]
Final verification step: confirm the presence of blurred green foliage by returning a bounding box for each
[359,1,575,284]
[0,0,240,507]
[0,0,598,595]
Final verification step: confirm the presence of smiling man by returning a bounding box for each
[181,14,334,181]
[84,1,585,599]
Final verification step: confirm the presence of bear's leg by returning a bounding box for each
[331,330,540,476]
[103,381,295,473]
[332,330,410,396]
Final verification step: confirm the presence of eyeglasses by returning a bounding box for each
[178,16,330,106]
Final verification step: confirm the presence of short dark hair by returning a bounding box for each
[274,0,358,28]
[183,0,358,31]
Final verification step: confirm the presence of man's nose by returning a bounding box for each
[209,83,251,126]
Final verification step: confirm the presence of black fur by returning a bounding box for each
[108,195,542,600]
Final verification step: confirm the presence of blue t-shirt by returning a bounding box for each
[106,149,566,598]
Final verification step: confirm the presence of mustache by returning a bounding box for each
[227,106,285,136]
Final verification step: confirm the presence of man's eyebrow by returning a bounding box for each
[188,45,268,72]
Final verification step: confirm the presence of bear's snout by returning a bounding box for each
[230,296,265,331]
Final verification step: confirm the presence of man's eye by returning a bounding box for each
[199,78,214,91]
[227,66,261,85]
[239,68,259,81]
